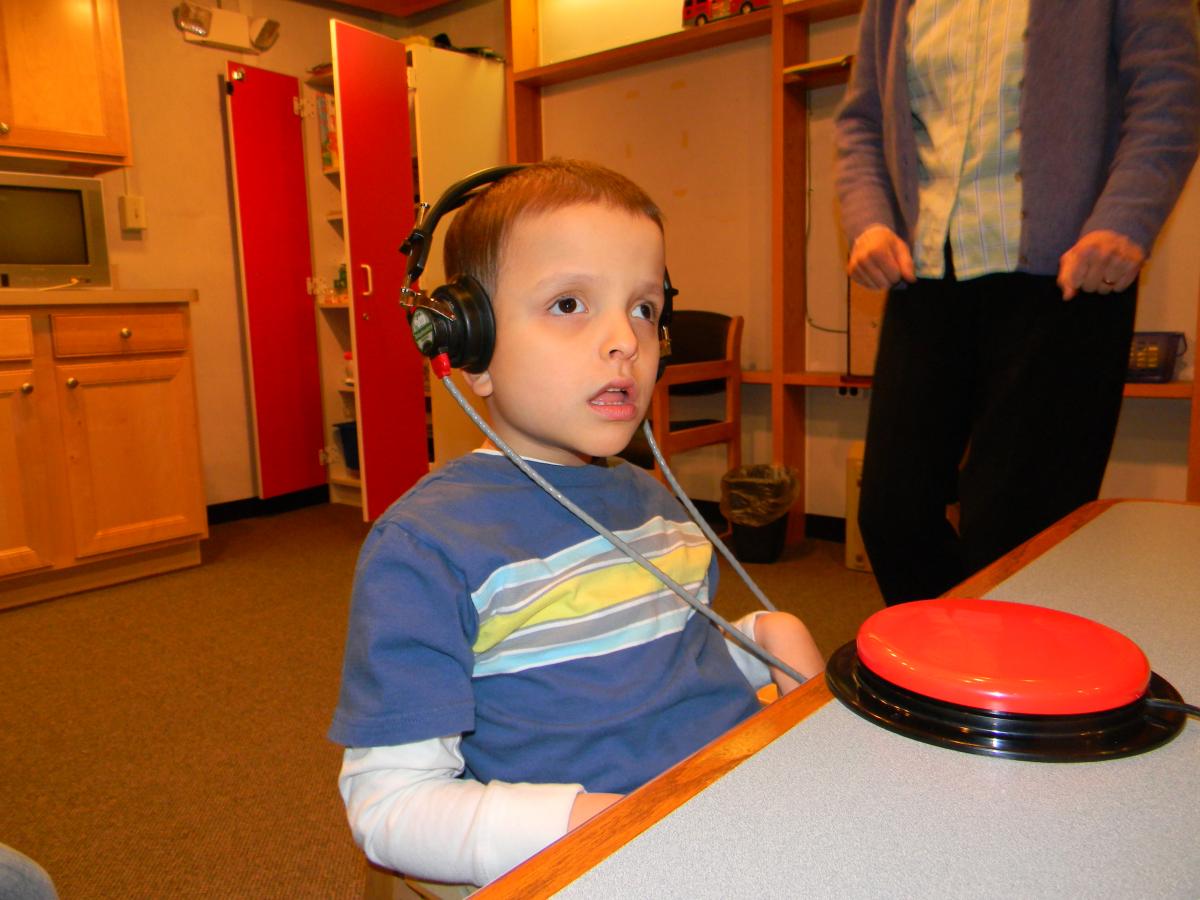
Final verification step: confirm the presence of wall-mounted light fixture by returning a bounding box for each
[172,2,211,36]
[171,3,280,53]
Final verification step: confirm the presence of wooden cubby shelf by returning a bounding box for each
[504,0,1200,521]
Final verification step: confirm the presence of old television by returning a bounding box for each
[0,172,111,288]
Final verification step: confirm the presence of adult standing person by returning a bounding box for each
[834,0,1200,605]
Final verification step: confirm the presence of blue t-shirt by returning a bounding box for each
[329,453,761,794]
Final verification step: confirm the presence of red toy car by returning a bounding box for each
[683,0,770,27]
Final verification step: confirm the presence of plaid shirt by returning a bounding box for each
[906,0,1029,279]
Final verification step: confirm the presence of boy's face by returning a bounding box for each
[464,202,665,466]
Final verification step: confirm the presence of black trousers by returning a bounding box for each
[858,268,1136,605]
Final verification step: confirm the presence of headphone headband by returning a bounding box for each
[401,164,527,289]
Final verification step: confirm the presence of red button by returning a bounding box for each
[856,598,1151,715]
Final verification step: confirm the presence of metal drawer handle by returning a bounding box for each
[360,263,373,297]
[66,377,79,389]
[0,122,9,136]
[20,382,33,394]
[120,327,133,339]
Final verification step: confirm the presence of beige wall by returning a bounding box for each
[103,0,504,505]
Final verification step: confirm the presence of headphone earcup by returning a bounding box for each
[430,275,496,374]
[656,270,676,382]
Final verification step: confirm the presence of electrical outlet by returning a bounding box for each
[119,195,147,231]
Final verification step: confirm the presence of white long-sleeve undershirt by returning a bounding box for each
[337,612,770,887]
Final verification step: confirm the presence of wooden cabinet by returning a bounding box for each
[0,293,206,609]
[304,25,505,519]
[503,0,1200,526]
[0,0,132,169]
[0,315,54,577]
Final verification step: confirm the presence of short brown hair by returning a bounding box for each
[443,158,664,299]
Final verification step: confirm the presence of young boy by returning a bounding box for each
[329,160,824,888]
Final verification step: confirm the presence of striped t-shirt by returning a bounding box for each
[330,452,761,794]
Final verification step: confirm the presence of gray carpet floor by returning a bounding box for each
[0,502,882,899]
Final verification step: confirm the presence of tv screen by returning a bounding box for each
[0,173,110,288]
[0,186,90,265]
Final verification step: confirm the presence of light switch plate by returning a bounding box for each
[119,195,147,231]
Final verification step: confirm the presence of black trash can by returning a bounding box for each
[720,464,801,564]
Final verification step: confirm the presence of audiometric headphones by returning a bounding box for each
[398,164,677,376]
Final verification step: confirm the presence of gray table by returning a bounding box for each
[556,501,1200,898]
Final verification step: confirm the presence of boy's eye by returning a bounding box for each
[632,301,657,322]
[550,296,584,315]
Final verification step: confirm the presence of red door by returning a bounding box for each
[332,21,429,519]
[226,62,326,498]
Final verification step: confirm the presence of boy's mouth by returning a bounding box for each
[589,381,638,421]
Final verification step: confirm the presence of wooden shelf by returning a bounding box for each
[330,473,361,488]
[316,299,350,310]
[782,54,854,87]
[745,370,1195,398]
[511,12,771,88]
[1123,380,1194,399]
[781,0,863,22]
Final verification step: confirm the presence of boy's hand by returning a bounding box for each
[754,612,824,695]
[569,792,622,830]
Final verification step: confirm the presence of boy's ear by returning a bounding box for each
[462,369,494,398]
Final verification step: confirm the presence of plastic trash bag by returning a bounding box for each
[720,464,801,527]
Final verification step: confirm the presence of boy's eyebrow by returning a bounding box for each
[530,272,664,295]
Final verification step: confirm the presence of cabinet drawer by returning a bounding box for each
[0,316,35,360]
[51,312,187,357]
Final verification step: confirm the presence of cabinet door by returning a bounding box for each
[408,45,507,468]
[0,0,130,165]
[226,62,326,499]
[333,21,429,520]
[0,367,54,576]
[56,356,206,558]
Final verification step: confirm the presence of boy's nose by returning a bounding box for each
[603,313,639,359]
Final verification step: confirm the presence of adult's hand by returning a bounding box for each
[847,224,916,290]
[1057,229,1145,301]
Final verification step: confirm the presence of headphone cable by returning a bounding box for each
[434,360,807,688]
[642,421,778,614]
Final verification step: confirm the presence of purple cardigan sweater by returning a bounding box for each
[834,0,1200,276]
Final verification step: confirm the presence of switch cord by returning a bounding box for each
[1145,698,1200,718]
[642,420,778,614]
